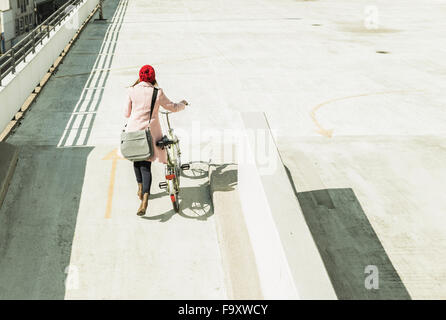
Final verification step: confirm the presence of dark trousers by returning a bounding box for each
[133,161,152,194]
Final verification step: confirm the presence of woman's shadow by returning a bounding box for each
[140,191,174,222]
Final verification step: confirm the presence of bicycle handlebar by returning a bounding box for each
[160,105,190,115]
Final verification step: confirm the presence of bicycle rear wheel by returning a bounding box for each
[168,179,180,213]
[171,192,179,213]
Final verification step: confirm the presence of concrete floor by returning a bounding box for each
[0,0,445,299]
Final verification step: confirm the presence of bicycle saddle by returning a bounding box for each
[156,135,175,149]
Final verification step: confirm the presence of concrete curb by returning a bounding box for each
[0,142,19,210]
[237,112,337,299]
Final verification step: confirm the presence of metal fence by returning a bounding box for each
[0,0,84,86]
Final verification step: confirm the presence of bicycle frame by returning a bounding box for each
[159,111,184,212]
[164,112,181,169]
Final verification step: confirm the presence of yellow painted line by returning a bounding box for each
[102,149,124,219]
[311,89,425,138]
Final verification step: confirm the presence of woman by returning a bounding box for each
[124,65,188,216]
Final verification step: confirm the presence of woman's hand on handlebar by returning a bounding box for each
[180,99,189,106]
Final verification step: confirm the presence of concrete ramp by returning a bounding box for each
[0,146,226,299]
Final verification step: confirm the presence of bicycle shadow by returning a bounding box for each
[177,182,213,221]
[179,160,209,180]
[141,183,212,222]
[142,161,214,222]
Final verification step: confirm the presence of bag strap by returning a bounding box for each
[149,88,158,121]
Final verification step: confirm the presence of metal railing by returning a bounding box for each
[0,0,84,86]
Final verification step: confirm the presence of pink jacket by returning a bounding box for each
[124,81,186,163]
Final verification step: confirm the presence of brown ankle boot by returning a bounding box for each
[137,183,143,200]
[137,193,149,216]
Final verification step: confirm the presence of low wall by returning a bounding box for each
[0,0,99,134]
[237,112,337,299]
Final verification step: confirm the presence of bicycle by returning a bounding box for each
[156,110,190,212]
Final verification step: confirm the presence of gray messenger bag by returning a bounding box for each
[120,88,158,161]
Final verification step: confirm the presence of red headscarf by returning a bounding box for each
[139,65,156,84]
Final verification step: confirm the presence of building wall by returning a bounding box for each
[0,1,14,53]
[0,0,35,52]
[12,0,35,40]
[1,11,15,52]
[0,0,11,11]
